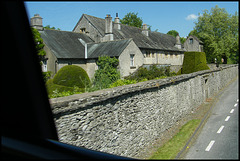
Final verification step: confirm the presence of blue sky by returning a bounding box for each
[24,1,238,37]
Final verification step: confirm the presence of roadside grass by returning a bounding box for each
[149,119,201,160]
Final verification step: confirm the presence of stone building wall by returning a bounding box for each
[118,41,144,78]
[50,65,238,158]
[142,50,184,65]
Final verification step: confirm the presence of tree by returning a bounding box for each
[93,56,120,90]
[167,30,186,44]
[44,25,61,30]
[194,5,239,63]
[31,27,46,62]
[188,29,198,37]
[167,30,179,38]
[120,12,143,28]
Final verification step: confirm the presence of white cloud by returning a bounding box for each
[185,14,199,20]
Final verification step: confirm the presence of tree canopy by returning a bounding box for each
[167,30,186,44]
[44,25,61,30]
[120,12,143,28]
[93,56,120,90]
[31,27,46,61]
[167,30,179,38]
[193,5,239,64]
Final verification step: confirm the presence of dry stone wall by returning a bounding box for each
[50,64,238,158]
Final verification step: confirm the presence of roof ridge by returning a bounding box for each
[87,38,132,45]
[44,28,85,34]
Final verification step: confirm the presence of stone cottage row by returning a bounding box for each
[31,13,203,79]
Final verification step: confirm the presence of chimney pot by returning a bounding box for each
[142,24,149,36]
[31,14,43,31]
[103,14,113,41]
[114,13,121,30]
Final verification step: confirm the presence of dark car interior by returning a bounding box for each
[1,1,132,159]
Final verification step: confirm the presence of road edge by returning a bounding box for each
[175,75,238,159]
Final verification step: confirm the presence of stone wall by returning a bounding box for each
[50,64,238,158]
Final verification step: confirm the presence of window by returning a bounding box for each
[80,28,86,33]
[42,59,47,72]
[146,51,151,57]
[151,51,155,58]
[189,38,193,44]
[130,54,134,67]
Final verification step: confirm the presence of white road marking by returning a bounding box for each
[234,103,238,107]
[225,116,230,121]
[217,125,224,134]
[205,140,215,151]
[230,109,234,113]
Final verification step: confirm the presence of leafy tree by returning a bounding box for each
[167,30,186,44]
[93,56,120,90]
[194,5,239,63]
[167,30,179,38]
[31,27,46,62]
[31,27,51,82]
[180,37,186,44]
[120,12,143,28]
[188,29,199,37]
[44,25,61,30]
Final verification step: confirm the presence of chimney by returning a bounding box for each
[114,13,121,30]
[103,14,114,41]
[175,34,182,49]
[78,38,87,59]
[142,24,149,36]
[30,14,43,31]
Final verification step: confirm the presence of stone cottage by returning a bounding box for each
[31,14,143,79]
[40,29,143,79]
[184,35,204,52]
[73,14,185,66]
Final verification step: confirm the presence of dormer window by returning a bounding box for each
[80,28,86,33]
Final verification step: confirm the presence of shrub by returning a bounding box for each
[125,65,171,81]
[109,79,137,88]
[93,56,120,90]
[179,52,210,74]
[46,79,84,97]
[53,65,90,88]
[42,71,51,82]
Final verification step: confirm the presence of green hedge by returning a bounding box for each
[53,65,90,88]
[46,79,85,97]
[125,65,172,81]
[178,52,210,74]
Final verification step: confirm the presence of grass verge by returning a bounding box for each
[149,119,201,159]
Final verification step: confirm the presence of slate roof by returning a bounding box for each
[87,38,132,58]
[74,14,184,51]
[39,29,94,59]
[40,29,132,59]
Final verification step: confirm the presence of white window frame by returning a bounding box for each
[130,54,135,67]
[42,60,47,72]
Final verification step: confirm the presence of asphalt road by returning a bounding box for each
[184,76,239,159]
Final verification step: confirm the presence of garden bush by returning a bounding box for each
[125,65,172,81]
[177,52,210,74]
[92,56,120,90]
[46,79,84,98]
[53,65,90,88]
[109,79,137,88]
